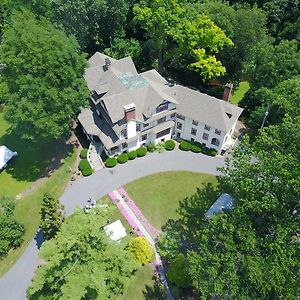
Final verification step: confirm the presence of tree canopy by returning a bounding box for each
[28,208,137,299]
[0,10,89,141]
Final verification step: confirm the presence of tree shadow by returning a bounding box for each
[0,127,73,182]
[143,281,166,300]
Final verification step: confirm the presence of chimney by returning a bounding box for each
[104,58,111,71]
[124,103,136,122]
[223,83,233,102]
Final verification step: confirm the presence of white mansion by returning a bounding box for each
[78,52,243,157]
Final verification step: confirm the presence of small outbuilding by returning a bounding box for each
[104,220,127,241]
[205,193,235,218]
[0,145,17,170]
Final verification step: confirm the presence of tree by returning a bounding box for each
[28,208,137,299]
[40,193,64,240]
[167,253,190,288]
[133,0,233,79]
[50,0,129,51]
[127,237,155,265]
[0,196,24,257]
[0,10,89,141]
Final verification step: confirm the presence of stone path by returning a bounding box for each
[113,190,174,300]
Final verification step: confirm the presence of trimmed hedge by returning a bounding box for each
[79,159,93,176]
[147,143,156,152]
[118,153,129,164]
[179,140,192,151]
[164,139,176,151]
[128,150,137,160]
[137,146,147,157]
[209,149,218,156]
[105,157,117,168]
[80,148,88,159]
[191,144,201,153]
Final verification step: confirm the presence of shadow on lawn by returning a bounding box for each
[143,282,166,300]
[0,128,73,183]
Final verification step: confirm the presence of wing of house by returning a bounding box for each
[78,52,243,157]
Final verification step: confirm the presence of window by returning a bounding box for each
[177,132,181,138]
[176,113,185,120]
[192,120,198,126]
[110,146,118,153]
[211,138,220,146]
[136,124,141,131]
[157,116,166,124]
[191,138,194,143]
[96,109,100,116]
[156,128,171,139]
[202,132,209,140]
[177,122,182,130]
[204,124,210,131]
[144,123,149,128]
[191,128,197,136]
[156,103,168,114]
[142,134,147,141]
[215,129,221,135]
[122,142,127,149]
[171,113,176,118]
[120,129,127,139]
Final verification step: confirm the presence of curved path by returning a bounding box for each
[61,150,226,216]
[0,150,225,300]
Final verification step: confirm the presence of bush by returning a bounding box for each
[79,148,88,159]
[117,153,129,164]
[209,149,218,156]
[191,144,201,153]
[105,157,117,168]
[147,143,156,152]
[79,159,93,176]
[128,150,137,160]
[164,139,176,151]
[127,237,155,265]
[137,146,147,157]
[179,140,192,151]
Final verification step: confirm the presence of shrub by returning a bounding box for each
[127,237,155,265]
[164,139,176,151]
[147,143,156,152]
[79,159,93,176]
[209,149,218,156]
[117,153,129,164]
[202,147,210,155]
[128,150,137,160]
[179,140,192,151]
[137,146,147,157]
[156,142,165,153]
[80,148,88,159]
[105,157,117,168]
[191,144,201,153]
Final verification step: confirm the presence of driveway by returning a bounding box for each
[61,150,226,216]
[0,150,225,300]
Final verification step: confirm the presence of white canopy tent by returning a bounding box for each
[104,220,127,241]
[0,146,17,170]
[205,193,235,218]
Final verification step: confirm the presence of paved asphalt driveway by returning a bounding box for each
[0,150,226,300]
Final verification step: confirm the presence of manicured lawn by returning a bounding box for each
[230,81,250,105]
[0,147,78,276]
[121,265,165,300]
[125,171,217,229]
[0,111,66,197]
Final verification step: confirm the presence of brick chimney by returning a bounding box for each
[104,58,111,71]
[223,83,233,102]
[124,103,136,122]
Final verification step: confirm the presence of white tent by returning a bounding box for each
[205,193,235,218]
[0,146,17,170]
[104,220,127,241]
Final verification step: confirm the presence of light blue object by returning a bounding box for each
[0,145,17,170]
[205,193,235,218]
[117,73,148,90]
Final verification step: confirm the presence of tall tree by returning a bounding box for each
[133,0,233,79]
[28,208,137,299]
[40,193,64,240]
[0,10,89,141]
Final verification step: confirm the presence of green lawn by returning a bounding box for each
[230,81,250,105]
[0,112,67,197]
[125,171,217,229]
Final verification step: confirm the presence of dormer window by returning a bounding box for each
[215,129,221,135]
[204,125,211,131]
[226,112,232,118]
[156,103,168,114]
[120,129,127,139]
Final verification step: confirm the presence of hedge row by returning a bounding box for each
[80,148,88,159]
[179,140,218,156]
[79,159,93,176]
[164,139,176,151]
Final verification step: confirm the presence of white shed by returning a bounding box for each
[205,193,235,218]
[104,220,127,241]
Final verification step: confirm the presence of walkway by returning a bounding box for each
[113,190,173,300]
[61,150,225,216]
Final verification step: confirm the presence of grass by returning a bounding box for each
[0,146,78,276]
[230,81,250,105]
[0,112,67,197]
[125,171,217,229]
